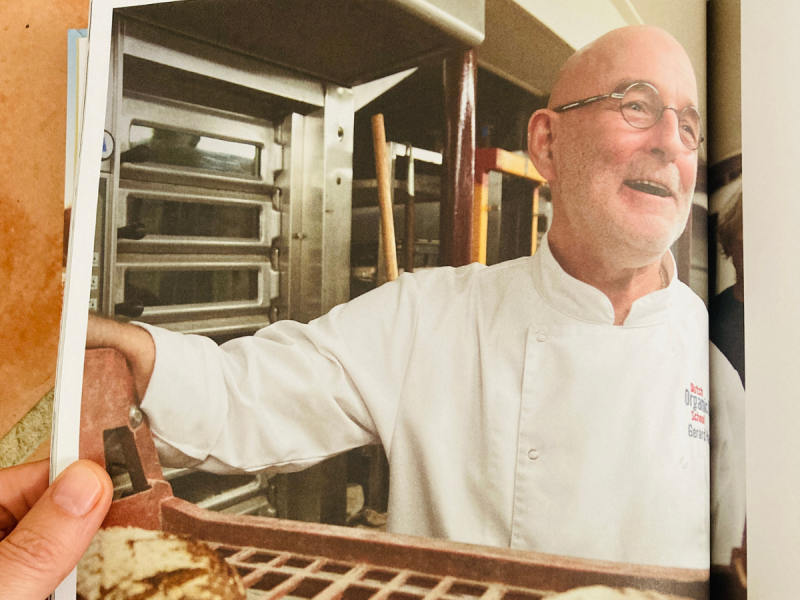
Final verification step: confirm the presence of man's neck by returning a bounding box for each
[548,234,669,326]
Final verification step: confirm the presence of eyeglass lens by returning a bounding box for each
[620,83,702,149]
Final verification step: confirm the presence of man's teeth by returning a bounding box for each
[625,180,672,197]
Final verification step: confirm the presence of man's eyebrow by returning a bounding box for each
[611,79,649,93]
[611,79,700,109]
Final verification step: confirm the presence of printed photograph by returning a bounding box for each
[62,1,717,598]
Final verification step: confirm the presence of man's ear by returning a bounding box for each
[528,109,557,182]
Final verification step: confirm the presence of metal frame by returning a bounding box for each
[115,181,281,255]
[94,12,358,522]
[119,92,281,192]
[122,18,326,108]
[100,16,125,317]
[112,254,279,323]
[472,149,546,265]
[100,14,356,333]
[371,143,442,284]
[320,87,355,315]
[89,175,110,313]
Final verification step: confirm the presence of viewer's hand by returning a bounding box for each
[0,460,112,599]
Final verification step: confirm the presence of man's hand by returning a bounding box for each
[0,460,112,599]
[87,314,156,400]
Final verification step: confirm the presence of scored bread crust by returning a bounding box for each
[77,527,246,600]
[547,586,678,600]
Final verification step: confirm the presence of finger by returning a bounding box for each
[0,460,112,600]
[0,460,50,540]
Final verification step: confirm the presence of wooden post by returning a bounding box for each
[440,50,476,267]
[472,169,490,264]
[371,114,399,282]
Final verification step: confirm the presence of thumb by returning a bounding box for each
[0,460,113,600]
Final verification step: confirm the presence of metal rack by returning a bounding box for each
[351,142,443,294]
[94,15,353,335]
[207,544,551,600]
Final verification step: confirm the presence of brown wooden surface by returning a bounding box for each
[371,114,399,282]
[440,49,476,268]
[473,149,546,183]
[162,500,707,599]
[81,349,171,529]
[0,1,89,443]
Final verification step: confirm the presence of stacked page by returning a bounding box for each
[52,0,770,598]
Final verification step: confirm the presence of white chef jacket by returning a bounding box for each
[709,342,746,565]
[138,235,710,569]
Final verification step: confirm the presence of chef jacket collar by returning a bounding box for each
[531,234,678,327]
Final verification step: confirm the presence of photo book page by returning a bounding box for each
[51,1,768,599]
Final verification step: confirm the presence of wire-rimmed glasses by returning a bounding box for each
[552,81,704,150]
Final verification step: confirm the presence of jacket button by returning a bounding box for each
[527,449,540,460]
[536,332,547,342]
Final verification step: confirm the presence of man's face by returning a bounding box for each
[547,39,699,265]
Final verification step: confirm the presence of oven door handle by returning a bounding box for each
[118,221,148,241]
[115,299,146,319]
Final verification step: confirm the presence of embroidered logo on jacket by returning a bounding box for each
[685,383,709,443]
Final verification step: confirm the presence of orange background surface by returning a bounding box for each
[0,1,90,457]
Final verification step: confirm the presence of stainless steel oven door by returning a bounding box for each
[112,255,279,327]
[115,181,281,256]
[119,92,281,193]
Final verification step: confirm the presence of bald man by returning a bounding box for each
[87,25,709,569]
[529,25,700,325]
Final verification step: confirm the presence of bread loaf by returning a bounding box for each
[77,526,246,600]
[548,587,674,600]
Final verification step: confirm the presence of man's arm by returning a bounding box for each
[82,271,429,474]
[86,314,155,401]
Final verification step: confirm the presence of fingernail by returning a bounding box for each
[52,465,103,516]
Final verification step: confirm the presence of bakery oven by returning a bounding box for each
[93,0,485,336]
[89,0,484,524]
[94,16,353,337]
[112,96,285,329]
[88,11,354,519]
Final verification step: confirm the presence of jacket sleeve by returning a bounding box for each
[137,272,424,474]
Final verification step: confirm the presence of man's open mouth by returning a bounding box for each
[624,180,673,198]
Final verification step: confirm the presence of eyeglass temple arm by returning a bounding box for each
[552,92,622,113]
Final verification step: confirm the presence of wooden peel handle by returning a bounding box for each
[371,114,399,282]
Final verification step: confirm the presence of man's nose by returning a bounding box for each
[648,107,685,162]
